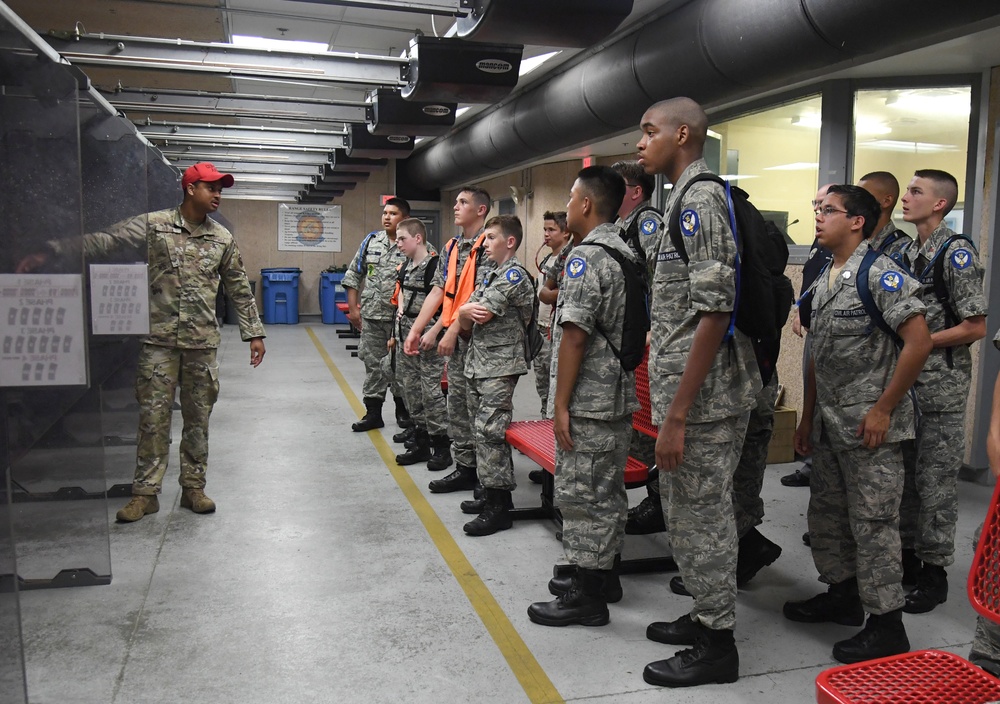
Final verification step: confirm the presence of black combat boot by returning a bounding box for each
[646,613,703,645]
[394,395,412,428]
[528,568,610,627]
[392,426,415,444]
[528,469,545,484]
[428,464,478,493]
[904,563,948,613]
[460,497,486,514]
[643,624,739,687]
[395,428,431,465]
[625,480,666,535]
[548,555,623,603]
[832,608,910,664]
[783,577,865,626]
[426,434,453,471]
[351,397,384,432]
[901,548,921,588]
[735,527,782,587]
[463,488,513,536]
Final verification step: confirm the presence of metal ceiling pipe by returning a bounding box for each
[455,0,634,48]
[405,0,1000,188]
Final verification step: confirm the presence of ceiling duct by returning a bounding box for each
[346,124,414,159]
[330,154,388,173]
[367,88,456,136]
[401,36,523,103]
[405,0,1000,188]
[455,0,634,47]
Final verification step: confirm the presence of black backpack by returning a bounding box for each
[574,241,651,372]
[396,254,440,317]
[667,174,794,384]
[622,205,662,262]
[519,265,545,363]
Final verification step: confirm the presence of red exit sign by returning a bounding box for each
[381,194,396,205]
[581,156,594,168]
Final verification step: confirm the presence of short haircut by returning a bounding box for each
[914,169,959,214]
[385,197,411,217]
[543,210,567,231]
[457,186,492,217]
[396,217,425,240]
[859,170,900,199]
[612,160,655,201]
[576,165,626,222]
[828,184,880,239]
[484,214,523,248]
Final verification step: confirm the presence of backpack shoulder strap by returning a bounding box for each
[857,248,902,347]
[624,205,661,258]
[356,231,379,274]
[665,173,727,265]
[423,254,439,292]
[932,235,974,326]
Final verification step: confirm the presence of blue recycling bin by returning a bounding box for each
[320,272,348,325]
[260,268,301,324]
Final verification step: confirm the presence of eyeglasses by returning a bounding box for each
[625,182,641,189]
[814,206,851,218]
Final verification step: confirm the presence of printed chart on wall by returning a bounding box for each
[278,204,342,252]
[89,264,150,336]
[0,274,88,387]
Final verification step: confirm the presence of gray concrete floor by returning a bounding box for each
[16,323,994,703]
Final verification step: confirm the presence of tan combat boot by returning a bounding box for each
[180,488,216,514]
[116,495,159,522]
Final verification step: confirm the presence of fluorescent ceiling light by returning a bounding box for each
[707,129,723,140]
[858,139,959,153]
[855,117,892,136]
[231,35,329,53]
[884,89,970,117]
[763,162,819,171]
[791,114,822,129]
[717,174,759,180]
[519,51,560,77]
[455,107,471,118]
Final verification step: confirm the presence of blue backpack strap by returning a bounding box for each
[356,231,379,275]
[856,248,902,347]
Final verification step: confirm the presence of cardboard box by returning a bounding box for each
[767,406,797,464]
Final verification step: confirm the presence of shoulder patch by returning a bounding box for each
[640,217,658,236]
[505,268,523,285]
[951,248,972,270]
[566,257,587,279]
[679,209,700,237]
[880,270,903,292]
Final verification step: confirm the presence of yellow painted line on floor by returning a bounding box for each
[307,327,564,704]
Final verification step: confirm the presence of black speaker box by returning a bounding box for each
[401,36,523,104]
[367,89,456,136]
[346,125,414,159]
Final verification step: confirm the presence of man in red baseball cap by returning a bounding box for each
[17,160,265,523]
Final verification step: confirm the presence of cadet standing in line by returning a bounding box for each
[455,215,535,535]
[389,218,451,470]
[533,210,570,416]
[343,197,413,432]
[17,162,266,522]
[612,159,665,263]
[403,187,493,495]
[783,185,931,664]
[636,98,760,688]
[859,171,912,261]
[898,169,987,613]
[526,166,637,627]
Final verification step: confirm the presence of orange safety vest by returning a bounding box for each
[440,232,486,327]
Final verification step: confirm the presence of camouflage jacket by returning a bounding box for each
[648,159,760,425]
[49,207,264,349]
[902,223,987,411]
[342,229,408,321]
[868,221,912,263]
[465,256,534,379]
[616,199,665,271]
[808,241,925,450]
[548,222,639,421]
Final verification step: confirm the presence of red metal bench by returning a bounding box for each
[815,479,1000,703]
[506,349,677,574]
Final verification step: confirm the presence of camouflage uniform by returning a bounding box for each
[733,374,779,536]
[806,241,925,614]
[465,257,534,489]
[342,230,408,401]
[548,223,639,570]
[394,255,448,436]
[532,250,556,414]
[48,207,265,494]
[869,221,912,263]
[899,224,987,567]
[616,200,665,274]
[441,231,493,469]
[650,159,761,631]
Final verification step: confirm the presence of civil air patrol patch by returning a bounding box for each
[367,263,376,277]
[505,268,523,285]
[640,218,658,236]
[880,271,902,292]
[951,248,972,270]
[566,257,587,278]
[680,209,700,237]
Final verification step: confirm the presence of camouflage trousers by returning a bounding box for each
[899,409,965,567]
[660,413,749,631]
[970,525,1000,665]
[133,344,219,495]
[359,317,399,401]
[555,415,632,570]
[467,375,518,489]
[395,318,448,436]
[809,435,905,614]
[647,376,777,540]
[447,337,476,468]
[532,328,552,416]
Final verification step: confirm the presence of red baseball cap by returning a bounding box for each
[182,162,235,189]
